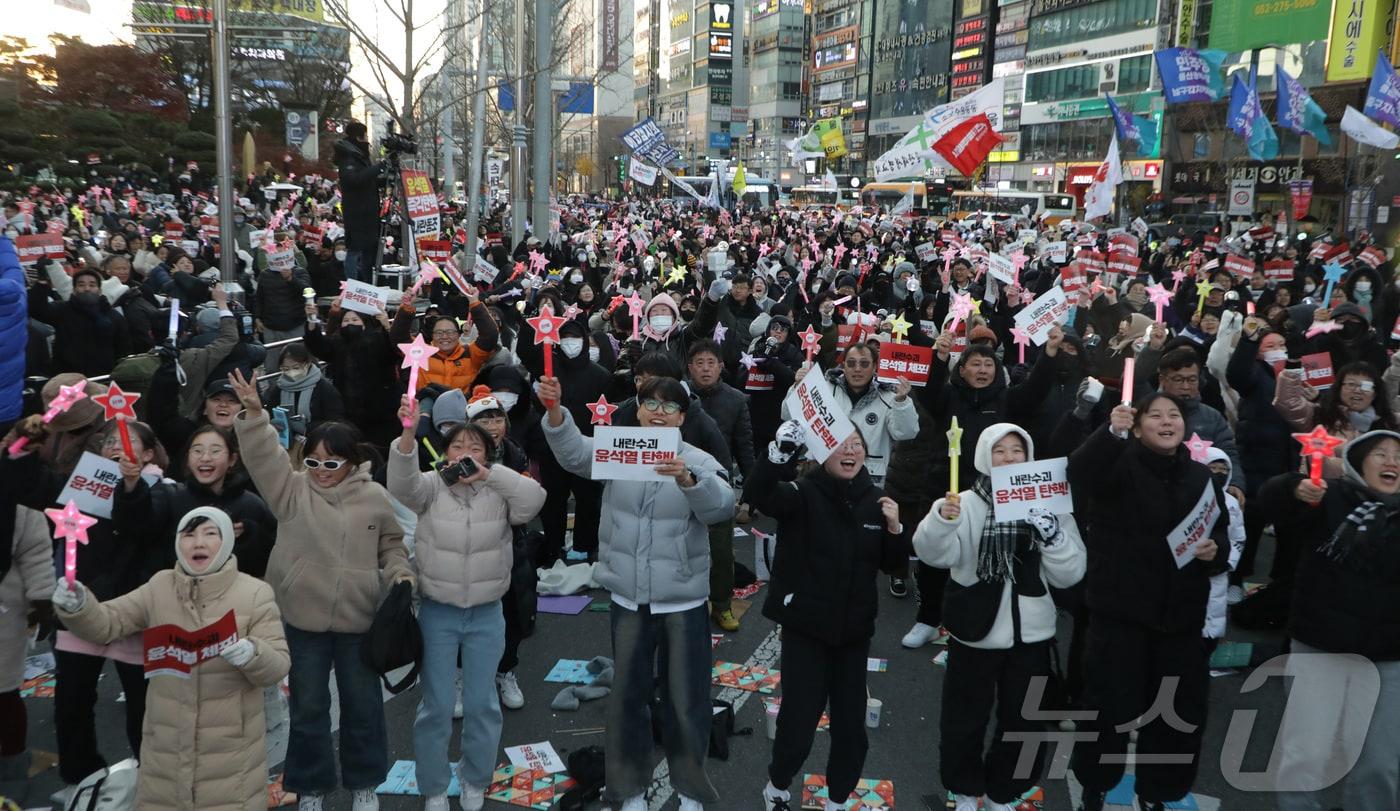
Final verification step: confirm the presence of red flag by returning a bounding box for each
[932,114,1003,177]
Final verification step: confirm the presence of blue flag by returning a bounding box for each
[1277,68,1333,145]
[1228,71,1278,160]
[1105,93,1159,149]
[1155,48,1227,103]
[1364,49,1400,129]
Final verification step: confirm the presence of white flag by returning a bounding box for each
[1083,133,1123,222]
[704,170,722,209]
[872,79,1006,182]
[822,168,838,191]
[1341,105,1400,149]
[891,186,914,216]
[628,159,659,186]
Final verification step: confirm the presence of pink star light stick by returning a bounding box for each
[46,500,98,586]
[1146,283,1173,323]
[397,335,439,427]
[1184,432,1214,464]
[8,378,89,458]
[1011,327,1031,365]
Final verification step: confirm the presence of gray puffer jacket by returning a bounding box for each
[543,411,735,604]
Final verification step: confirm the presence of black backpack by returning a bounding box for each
[360,581,422,694]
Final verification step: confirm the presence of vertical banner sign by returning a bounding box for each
[600,0,619,70]
[782,365,857,463]
[486,158,504,189]
[400,169,442,239]
[1289,179,1313,221]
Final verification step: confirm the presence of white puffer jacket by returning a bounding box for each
[780,367,919,480]
[1203,447,1246,638]
[388,444,547,609]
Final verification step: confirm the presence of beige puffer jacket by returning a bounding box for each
[57,558,290,810]
[0,507,54,691]
[388,444,547,608]
[234,409,412,633]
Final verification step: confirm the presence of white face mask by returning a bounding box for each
[560,337,585,358]
[334,250,347,261]
[588,345,601,363]
[570,274,583,284]
[649,314,674,333]
[493,391,519,411]
[1262,349,1288,364]
[1356,281,1373,293]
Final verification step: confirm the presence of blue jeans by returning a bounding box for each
[606,602,717,803]
[415,598,507,795]
[282,625,388,795]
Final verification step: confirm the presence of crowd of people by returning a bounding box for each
[1,132,1399,811]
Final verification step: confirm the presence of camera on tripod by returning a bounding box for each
[382,123,418,160]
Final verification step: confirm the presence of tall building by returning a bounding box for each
[808,0,874,177]
[555,0,636,193]
[745,0,806,181]
[655,0,748,172]
[865,0,955,177]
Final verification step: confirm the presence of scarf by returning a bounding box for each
[277,365,323,434]
[1347,406,1377,434]
[971,475,1036,584]
[1318,478,1400,568]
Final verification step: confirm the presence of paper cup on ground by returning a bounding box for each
[766,702,780,739]
[865,697,882,728]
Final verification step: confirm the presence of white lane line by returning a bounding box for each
[646,626,784,810]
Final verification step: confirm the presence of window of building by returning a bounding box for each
[1027,0,1156,50]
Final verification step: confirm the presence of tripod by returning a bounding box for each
[372,151,420,285]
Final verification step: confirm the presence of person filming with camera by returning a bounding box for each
[333,120,386,282]
[387,395,546,811]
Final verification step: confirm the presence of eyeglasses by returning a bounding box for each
[474,415,506,425]
[1165,375,1199,385]
[641,399,682,415]
[303,457,348,471]
[844,359,873,369]
[431,329,460,338]
[1367,451,1400,464]
[188,446,228,459]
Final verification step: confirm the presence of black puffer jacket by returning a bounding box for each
[333,137,384,251]
[114,473,278,580]
[28,289,132,377]
[1259,470,1400,660]
[1069,425,1229,633]
[746,458,904,645]
[690,380,755,477]
[302,316,400,440]
[254,266,314,331]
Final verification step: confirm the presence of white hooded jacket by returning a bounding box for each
[913,423,1086,650]
[1202,446,1246,638]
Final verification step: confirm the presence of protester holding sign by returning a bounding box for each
[28,266,133,378]
[303,303,402,450]
[254,241,313,373]
[1068,396,1226,811]
[744,423,904,811]
[51,506,290,811]
[538,373,733,811]
[1257,430,1400,811]
[227,369,412,809]
[785,345,916,482]
[388,396,545,811]
[915,424,1084,811]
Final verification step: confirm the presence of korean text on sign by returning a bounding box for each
[989,457,1073,522]
[781,365,856,464]
[590,426,680,481]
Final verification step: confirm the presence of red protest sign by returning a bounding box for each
[164,221,185,240]
[1224,254,1256,278]
[418,239,451,265]
[877,342,933,386]
[46,219,65,235]
[1264,259,1295,282]
[1107,250,1141,276]
[200,215,220,240]
[1203,235,1220,252]
[14,233,65,265]
[1358,246,1385,269]
[834,324,867,363]
[142,609,239,678]
[299,225,323,248]
[1108,232,1139,256]
[1077,250,1107,276]
[1300,352,1334,390]
[1059,263,1086,294]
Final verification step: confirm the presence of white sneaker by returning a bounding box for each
[763,781,792,810]
[297,794,324,811]
[951,794,979,811]
[1227,584,1245,605]
[618,794,647,811]
[902,622,939,648]
[459,783,486,811]
[984,799,1017,811]
[425,796,450,811]
[497,671,525,709]
[351,788,379,810]
[679,793,705,811]
[824,798,847,811]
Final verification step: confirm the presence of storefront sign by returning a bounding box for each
[1021,91,1153,125]
[1327,0,1391,81]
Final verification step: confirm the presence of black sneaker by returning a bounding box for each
[889,576,908,598]
[1141,803,1167,811]
[1078,789,1106,811]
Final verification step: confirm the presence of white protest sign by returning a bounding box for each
[58,452,123,519]
[1167,481,1220,568]
[1018,229,1038,244]
[987,253,1016,285]
[1044,241,1068,262]
[267,247,296,272]
[628,160,659,186]
[915,242,937,262]
[474,255,499,284]
[504,741,566,774]
[340,279,389,315]
[1012,285,1071,346]
[782,365,856,464]
[990,457,1072,522]
[179,239,201,256]
[590,426,681,481]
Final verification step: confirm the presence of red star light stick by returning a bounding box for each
[8,377,90,458]
[587,394,618,425]
[799,325,821,362]
[397,335,439,427]
[527,304,570,406]
[93,382,142,462]
[1293,425,1345,487]
[46,500,97,586]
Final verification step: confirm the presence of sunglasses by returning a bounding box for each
[641,399,682,415]
[303,457,348,471]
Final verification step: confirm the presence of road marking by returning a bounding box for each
[646,626,783,810]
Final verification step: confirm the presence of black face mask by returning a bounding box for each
[340,324,364,339]
[680,308,697,320]
[1342,320,1367,339]
[72,291,101,308]
[1211,470,1229,489]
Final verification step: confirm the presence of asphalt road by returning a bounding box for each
[21,516,1331,811]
